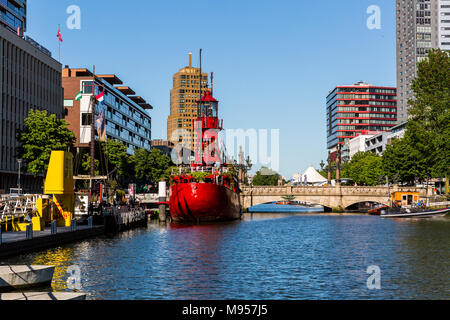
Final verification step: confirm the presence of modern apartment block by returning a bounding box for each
[0,24,63,193]
[396,0,450,123]
[348,121,407,160]
[167,52,209,151]
[0,0,26,33]
[62,67,153,155]
[326,82,397,156]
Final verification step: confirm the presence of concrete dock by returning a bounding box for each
[0,265,55,291]
[0,292,86,300]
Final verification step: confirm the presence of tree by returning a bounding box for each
[252,166,280,186]
[81,153,100,176]
[407,49,450,179]
[342,151,382,186]
[134,148,172,183]
[17,109,76,175]
[101,139,134,179]
[381,137,429,185]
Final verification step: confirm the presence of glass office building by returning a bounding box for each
[63,68,153,155]
[0,0,26,33]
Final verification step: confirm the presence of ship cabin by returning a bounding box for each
[196,90,223,131]
[391,191,420,207]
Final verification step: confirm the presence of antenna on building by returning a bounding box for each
[211,72,214,96]
[189,52,192,68]
[198,49,202,117]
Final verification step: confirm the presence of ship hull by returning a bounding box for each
[169,183,242,222]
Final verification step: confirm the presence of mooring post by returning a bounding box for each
[51,220,57,235]
[88,216,93,228]
[158,181,167,223]
[26,223,33,240]
[71,219,77,232]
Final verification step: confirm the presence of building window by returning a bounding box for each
[82,81,93,94]
[81,113,92,126]
[64,99,74,107]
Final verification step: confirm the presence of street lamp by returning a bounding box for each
[320,160,325,170]
[17,159,22,194]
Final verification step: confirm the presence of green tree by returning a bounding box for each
[101,139,134,178]
[134,148,172,183]
[81,153,100,176]
[342,151,382,186]
[381,137,429,185]
[252,166,280,186]
[407,49,450,180]
[17,109,76,175]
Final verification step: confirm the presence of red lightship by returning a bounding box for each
[169,76,242,223]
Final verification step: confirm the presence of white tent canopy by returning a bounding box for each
[302,166,327,184]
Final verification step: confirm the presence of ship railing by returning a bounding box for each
[171,166,231,176]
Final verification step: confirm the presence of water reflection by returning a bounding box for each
[0,215,448,300]
[30,247,74,291]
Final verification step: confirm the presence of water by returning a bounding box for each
[1,213,449,300]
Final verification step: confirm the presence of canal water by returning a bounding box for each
[1,213,449,300]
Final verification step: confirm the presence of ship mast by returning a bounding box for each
[88,66,104,213]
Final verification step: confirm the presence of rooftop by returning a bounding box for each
[62,67,154,110]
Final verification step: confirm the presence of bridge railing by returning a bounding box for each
[240,185,428,195]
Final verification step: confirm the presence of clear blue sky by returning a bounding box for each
[28,0,396,178]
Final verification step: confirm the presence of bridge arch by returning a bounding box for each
[344,200,389,212]
[240,185,426,212]
[241,194,333,212]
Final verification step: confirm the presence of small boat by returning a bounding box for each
[380,207,450,218]
[368,204,389,216]
[248,201,323,213]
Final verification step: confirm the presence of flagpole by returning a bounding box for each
[89,65,96,212]
[58,24,61,63]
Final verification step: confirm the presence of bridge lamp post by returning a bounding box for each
[327,152,332,185]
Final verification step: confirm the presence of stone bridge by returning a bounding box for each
[240,185,429,211]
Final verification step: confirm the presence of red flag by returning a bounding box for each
[57,26,63,42]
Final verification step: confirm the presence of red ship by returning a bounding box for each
[169,82,242,223]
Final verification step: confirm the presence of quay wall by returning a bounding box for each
[0,226,105,259]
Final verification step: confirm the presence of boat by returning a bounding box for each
[380,207,450,218]
[168,78,242,223]
[368,204,389,215]
[248,201,323,213]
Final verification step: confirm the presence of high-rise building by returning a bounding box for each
[0,0,26,33]
[62,67,153,155]
[395,0,450,123]
[439,0,450,51]
[326,82,397,156]
[167,52,209,151]
[0,27,63,193]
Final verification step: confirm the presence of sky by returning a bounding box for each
[27,0,396,178]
